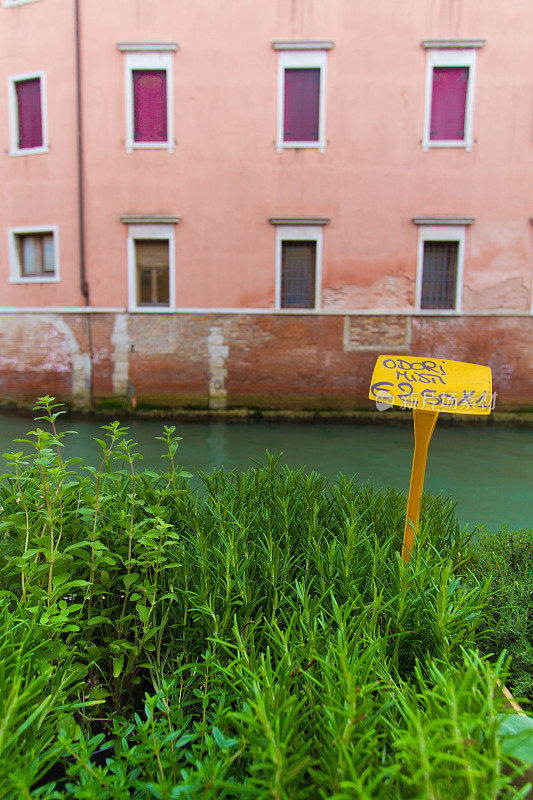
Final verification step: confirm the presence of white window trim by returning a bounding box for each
[123,51,174,153]
[415,225,465,312]
[275,225,323,310]
[8,70,48,156]
[8,225,60,283]
[3,0,42,6]
[126,223,175,312]
[276,50,328,153]
[422,48,477,152]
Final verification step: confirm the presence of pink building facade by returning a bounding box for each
[0,0,532,412]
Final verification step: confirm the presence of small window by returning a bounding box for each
[16,78,43,148]
[275,47,329,152]
[420,241,458,309]
[281,241,316,308]
[8,72,47,155]
[132,70,167,142]
[273,221,325,309]
[430,67,468,141]
[422,46,480,151]
[135,239,170,306]
[414,221,469,311]
[8,227,59,282]
[120,47,175,153]
[284,69,320,142]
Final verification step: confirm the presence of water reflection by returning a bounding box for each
[0,410,531,533]
[206,422,228,469]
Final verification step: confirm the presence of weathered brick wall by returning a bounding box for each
[0,312,531,412]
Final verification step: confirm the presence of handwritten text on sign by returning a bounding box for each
[368,356,493,414]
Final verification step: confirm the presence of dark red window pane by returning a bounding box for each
[16,78,43,149]
[430,67,469,141]
[132,70,167,142]
[281,241,316,308]
[421,241,458,309]
[283,68,320,142]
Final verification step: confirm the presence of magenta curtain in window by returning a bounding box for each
[430,66,469,141]
[16,78,43,149]
[284,68,320,142]
[132,70,167,142]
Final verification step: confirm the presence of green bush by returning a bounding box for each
[0,397,530,799]
[467,526,533,706]
[0,596,97,796]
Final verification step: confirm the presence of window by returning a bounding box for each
[118,44,177,153]
[123,218,178,311]
[430,68,468,142]
[135,239,169,306]
[420,241,458,309]
[422,41,484,151]
[132,70,167,143]
[8,72,47,155]
[8,226,59,282]
[414,219,473,311]
[273,41,333,152]
[281,241,316,308]
[284,69,320,143]
[271,219,328,309]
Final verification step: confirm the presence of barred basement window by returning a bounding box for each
[281,240,316,308]
[420,241,458,309]
[135,239,170,306]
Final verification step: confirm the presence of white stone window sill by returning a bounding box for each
[415,308,460,314]
[126,142,175,153]
[3,0,42,6]
[422,140,472,152]
[128,306,175,313]
[9,275,59,284]
[9,146,49,157]
[277,141,326,153]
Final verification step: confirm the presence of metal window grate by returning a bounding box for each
[421,241,458,309]
[281,241,316,308]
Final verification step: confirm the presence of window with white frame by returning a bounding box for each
[414,219,473,311]
[117,43,177,153]
[271,219,327,309]
[8,71,48,155]
[8,226,59,283]
[273,41,332,153]
[124,220,177,311]
[422,41,484,151]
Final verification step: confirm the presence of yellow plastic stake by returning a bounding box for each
[402,408,439,563]
[368,355,493,563]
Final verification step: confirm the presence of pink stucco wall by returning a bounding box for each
[1,0,532,312]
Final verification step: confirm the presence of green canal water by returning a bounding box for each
[0,411,531,533]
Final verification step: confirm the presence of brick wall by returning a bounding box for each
[0,312,531,412]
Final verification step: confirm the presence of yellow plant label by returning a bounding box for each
[368,356,493,414]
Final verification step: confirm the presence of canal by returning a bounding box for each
[0,410,531,533]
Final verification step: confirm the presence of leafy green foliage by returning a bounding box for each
[0,596,95,797]
[466,526,533,705]
[0,397,530,799]
[498,714,533,763]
